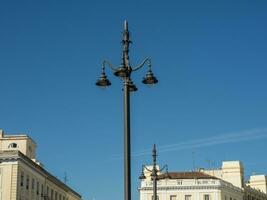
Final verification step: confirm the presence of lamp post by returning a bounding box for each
[139,144,168,200]
[96,21,158,200]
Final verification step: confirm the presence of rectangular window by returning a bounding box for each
[51,189,54,200]
[20,172,24,187]
[36,182,39,195]
[204,195,210,200]
[55,192,58,200]
[47,186,49,197]
[185,195,192,200]
[32,178,35,190]
[41,184,44,196]
[26,175,29,190]
[170,195,177,200]
[177,180,182,185]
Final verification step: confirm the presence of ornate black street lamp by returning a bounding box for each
[96,21,158,200]
[139,144,168,200]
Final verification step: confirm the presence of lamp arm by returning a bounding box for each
[132,58,151,72]
[102,60,120,71]
[159,164,168,172]
[143,165,153,172]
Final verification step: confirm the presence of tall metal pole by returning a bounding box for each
[124,78,131,200]
[123,21,131,200]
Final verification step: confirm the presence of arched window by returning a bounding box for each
[8,143,18,148]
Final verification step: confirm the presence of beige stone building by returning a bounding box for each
[0,129,81,200]
[139,161,267,200]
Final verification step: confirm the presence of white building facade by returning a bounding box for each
[139,161,267,200]
[0,129,81,200]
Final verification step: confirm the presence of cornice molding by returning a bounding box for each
[139,185,220,191]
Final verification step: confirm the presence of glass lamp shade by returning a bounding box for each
[142,70,158,85]
[128,81,138,92]
[114,67,129,78]
[139,172,146,180]
[96,73,111,87]
[123,79,138,92]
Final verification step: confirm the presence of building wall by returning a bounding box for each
[243,185,267,200]
[247,175,267,194]
[67,192,82,200]
[140,161,267,200]
[203,161,267,200]
[16,158,80,200]
[141,189,222,200]
[203,161,244,189]
[0,156,81,200]
[0,161,18,200]
[140,178,243,200]
[0,131,36,159]
[221,161,244,189]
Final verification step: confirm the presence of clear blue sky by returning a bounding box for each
[1,1,267,200]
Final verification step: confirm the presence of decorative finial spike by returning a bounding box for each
[152,144,157,166]
[152,144,157,157]
[124,20,128,31]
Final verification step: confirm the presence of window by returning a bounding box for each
[32,178,35,190]
[41,184,44,197]
[20,172,24,187]
[204,195,210,200]
[47,186,49,197]
[177,180,182,185]
[51,189,54,200]
[170,195,177,200]
[55,192,58,200]
[36,181,39,195]
[26,175,29,190]
[185,195,192,200]
[8,143,18,148]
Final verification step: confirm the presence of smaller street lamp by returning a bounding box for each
[139,144,169,200]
